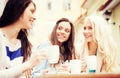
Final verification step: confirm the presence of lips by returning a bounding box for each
[30,18,35,22]
[57,33,66,39]
[84,35,92,38]
[29,19,34,25]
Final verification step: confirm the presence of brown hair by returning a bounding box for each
[50,18,76,62]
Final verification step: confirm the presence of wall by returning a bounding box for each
[110,4,120,64]
[0,0,6,16]
[30,0,82,48]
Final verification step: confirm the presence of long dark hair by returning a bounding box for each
[50,18,76,62]
[0,0,36,62]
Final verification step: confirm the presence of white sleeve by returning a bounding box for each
[0,31,24,78]
[0,65,23,78]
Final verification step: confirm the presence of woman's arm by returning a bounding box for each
[0,62,29,78]
[0,50,48,78]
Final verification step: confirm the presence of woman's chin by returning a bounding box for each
[86,38,92,42]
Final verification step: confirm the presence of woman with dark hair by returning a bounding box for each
[0,0,47,78]
[32,18,76,77]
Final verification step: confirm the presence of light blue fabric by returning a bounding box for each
[32,60,50,78]
[37,40,51,49]
[32,40,51,78]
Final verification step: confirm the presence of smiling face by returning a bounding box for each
[19,2,36,29]
[56,21,71,43]
[83,19,94,42]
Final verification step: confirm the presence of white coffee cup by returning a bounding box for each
[70,60,81,74]
[45,45,60,64]
[86,55,97,73]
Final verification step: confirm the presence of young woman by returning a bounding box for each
[76,15,120,73]
[32,18,76,77]
[0,0,47,78]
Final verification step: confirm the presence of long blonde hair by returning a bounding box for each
[81,15,117,72]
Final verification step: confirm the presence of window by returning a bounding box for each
[63,0,71,11]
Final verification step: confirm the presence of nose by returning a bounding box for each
[84,28,89,33]
[60,29,66,34]
[83,29,89,36]
[60,30,67,37]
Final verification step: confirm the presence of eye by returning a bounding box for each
[65,29,70,33]
[57,26,62,30]
[88,26,92,30]
[84,27,86,30]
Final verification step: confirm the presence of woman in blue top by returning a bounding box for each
[32,18,76,77]
[0,0,47,78]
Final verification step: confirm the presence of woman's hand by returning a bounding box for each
[57,61,70,73]
[81,58,87,72]
[28,49,48,68]
[41,69,50,74]
[21,50,48,73]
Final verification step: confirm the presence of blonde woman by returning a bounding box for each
[76,15,120,73]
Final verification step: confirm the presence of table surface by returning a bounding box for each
[35,73,120,78]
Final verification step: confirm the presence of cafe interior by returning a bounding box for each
[31,0,120,65]
[0,0,120,77]
[0,0,120,67]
